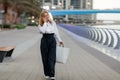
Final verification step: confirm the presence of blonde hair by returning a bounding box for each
[39,10,53,26]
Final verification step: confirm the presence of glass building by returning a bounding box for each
[70,0,93,9]
[53,0,58,5]
[41,0,94,22]
[41,0,93,10]
[70,0,81,9]
[44,0,51,2]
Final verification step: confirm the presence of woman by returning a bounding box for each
[38,10,64,80]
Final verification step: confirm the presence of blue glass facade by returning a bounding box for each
[44,0,51,2]
[82,0,86,9]
[53,0,58,5]
[63,0,66,9]
[70,0,81,9]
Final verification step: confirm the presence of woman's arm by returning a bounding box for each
[53,21,64,46]
[53,21,62,42]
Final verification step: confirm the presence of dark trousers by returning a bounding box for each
[40,34,56,77]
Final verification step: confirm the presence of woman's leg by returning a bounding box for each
[40,38,49,76]
[48,38,56,77]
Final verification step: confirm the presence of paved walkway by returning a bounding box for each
[0,26,120,80]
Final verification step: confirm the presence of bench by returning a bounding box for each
[0,46,15,62]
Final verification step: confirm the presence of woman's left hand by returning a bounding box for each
[59,42,64,47]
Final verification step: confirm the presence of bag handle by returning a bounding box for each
[59,44,64,47]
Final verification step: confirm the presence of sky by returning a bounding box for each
[93,0,120,9]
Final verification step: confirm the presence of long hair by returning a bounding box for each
[39,10,52,26]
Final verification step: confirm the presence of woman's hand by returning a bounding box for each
[48,18,52,23]
[43,18,47,22]
[59,42,64,47]
[43,17,52,23]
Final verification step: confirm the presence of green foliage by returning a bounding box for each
[27,22,39,26]
[3,24,11,28]
[0,24,2,28]
[16,24,26,29]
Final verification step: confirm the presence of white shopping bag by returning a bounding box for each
[56,46,69,64]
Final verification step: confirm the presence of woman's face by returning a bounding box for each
[43,12,49,20]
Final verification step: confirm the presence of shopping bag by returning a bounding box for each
[56,46,69,64]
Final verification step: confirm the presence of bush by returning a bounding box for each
[27,22,38,26]
[16,24,26,29]
[0,24,2,28]
[3,24,11,28]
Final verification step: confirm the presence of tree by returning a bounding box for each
[0,0,42,25]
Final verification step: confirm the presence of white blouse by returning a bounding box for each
[38,21,62,42]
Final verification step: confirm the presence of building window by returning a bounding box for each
[53,0,58,5]
[44,0,51,2]
[63,0,66,9]
[82,0,86,9]
[70,0,80,9]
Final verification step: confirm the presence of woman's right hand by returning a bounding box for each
[43,18,47,22]
[43,18,52,23]
[59,42,64,47]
